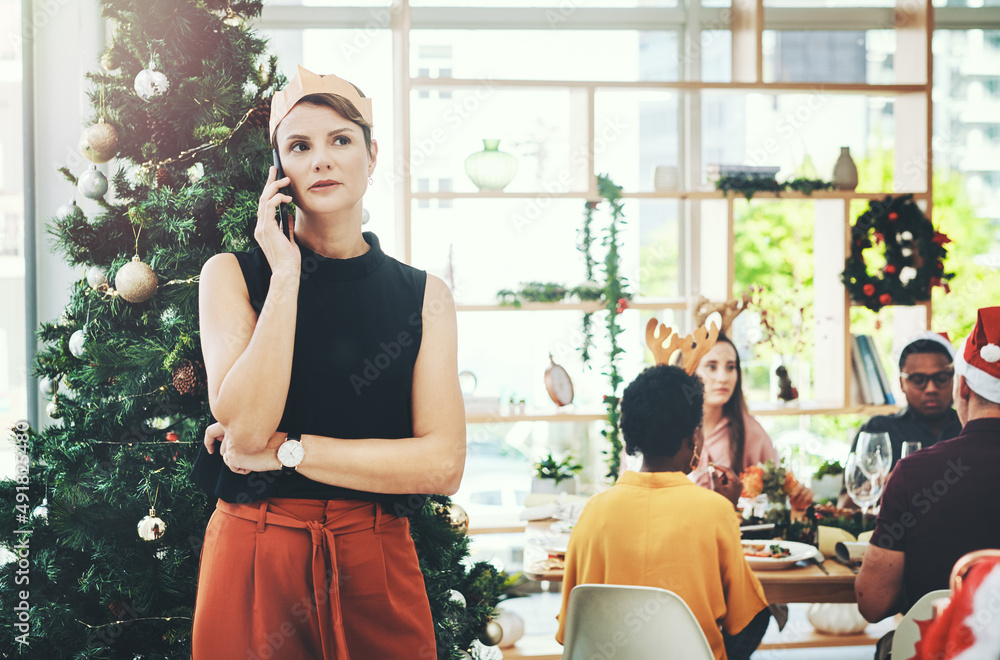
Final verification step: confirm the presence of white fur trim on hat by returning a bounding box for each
[956,335,1000,404]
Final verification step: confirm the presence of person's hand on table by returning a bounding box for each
[710,465,742,507]
[789,483,814,511]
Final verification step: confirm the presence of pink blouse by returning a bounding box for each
[692,411,778,488]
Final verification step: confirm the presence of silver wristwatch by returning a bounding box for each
[277,434,304,474]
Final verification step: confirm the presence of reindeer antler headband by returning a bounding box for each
[645,318,720,375]
[269,65,373,139]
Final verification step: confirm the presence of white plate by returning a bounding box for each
[742,540,818,570]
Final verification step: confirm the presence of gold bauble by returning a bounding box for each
[446,502,469,534]
[478,620,503,647]
[115,256,158,303]
[80,120,119,164]
[137,508,166,541]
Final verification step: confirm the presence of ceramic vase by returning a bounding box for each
[530,476,578,495]
[464,139,518,191]
[832,147,858,191]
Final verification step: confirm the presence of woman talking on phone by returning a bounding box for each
[190,66,465,659]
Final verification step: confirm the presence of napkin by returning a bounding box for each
[835,541,869,564]
[818,526,856,558]
[520,493,588,522]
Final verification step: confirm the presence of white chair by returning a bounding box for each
[561,584,714,660]
[890,589,951,660]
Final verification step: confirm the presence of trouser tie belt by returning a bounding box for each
[216,499,384,660]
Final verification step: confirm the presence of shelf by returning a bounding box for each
[466,403,900,423]
[456,299,687,312]
[750,402,900,417]
[410,190,931,201]
[410,77,929,95]
[466,410,606,424]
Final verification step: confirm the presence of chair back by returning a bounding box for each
[891,589,951,660]
[561,584,714,660]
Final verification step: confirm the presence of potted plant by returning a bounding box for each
[532,452,582,495]
[811,460,844,502]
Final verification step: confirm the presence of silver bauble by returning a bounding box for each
[138,508,166,541]
[32,498,48,520]
[39,375,58,397]
[448,589,466,608]
[134,65,170,100]
[115,256,158,303]
[69,329,86,358]
[86,265,107,289]
[78,166,108,199]
[45,400,60,419]
[56,200,81,222]
[478,620,503,647]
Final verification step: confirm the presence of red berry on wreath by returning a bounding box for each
[616,297,629,314]
[874,232,884,244]
[863,283,876,296]
[932,231,952,246]
[888,212,898,221]
[884,264,897,275]
[879,293,892,305]
[166,431,179,442]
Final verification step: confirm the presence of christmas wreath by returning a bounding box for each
[842,194,953,312]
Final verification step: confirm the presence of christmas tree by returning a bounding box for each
[0,1,503,657]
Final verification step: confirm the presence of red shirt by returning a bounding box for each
[870,418,1000,605]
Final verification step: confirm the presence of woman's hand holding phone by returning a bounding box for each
[255,165,300,279]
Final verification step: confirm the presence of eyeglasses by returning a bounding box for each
[900,370,954,389]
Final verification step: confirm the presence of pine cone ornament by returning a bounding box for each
[146,111,178,155]
[247,96,271,131]
[172,359,207,396]
[156,167,174,189]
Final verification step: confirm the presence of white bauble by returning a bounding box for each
[69,330,86,358]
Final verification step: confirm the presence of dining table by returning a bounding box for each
[522,520,861,604]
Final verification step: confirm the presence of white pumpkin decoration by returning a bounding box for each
[806,603,869,635]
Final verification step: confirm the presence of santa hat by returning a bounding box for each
[955,307,1000,404]
[896,331,956,366]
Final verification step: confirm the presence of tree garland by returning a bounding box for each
[841,194,953,312]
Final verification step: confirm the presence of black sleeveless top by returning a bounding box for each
[191,232,428,513]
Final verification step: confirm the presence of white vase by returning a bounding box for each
[832,147,858,191]
[811,473,843,502]
[531,476,578,495]
[806,603,869,635]
[495,608,526,649]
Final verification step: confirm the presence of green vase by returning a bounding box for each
[464,139,518,191]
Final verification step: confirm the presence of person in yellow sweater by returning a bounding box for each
[556,364,771,660]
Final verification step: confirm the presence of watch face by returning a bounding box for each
[280,440,304,467]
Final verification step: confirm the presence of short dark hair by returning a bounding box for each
[620,365,704,458]
[899,339,953,371]
[271,90,374,157]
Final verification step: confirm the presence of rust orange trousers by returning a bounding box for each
[191,497,436,660]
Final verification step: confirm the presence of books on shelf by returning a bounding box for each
[851,334,896,406]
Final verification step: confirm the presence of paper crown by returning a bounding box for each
[269,65,374,139]
[955,306,1000,404]
[645,318,720,375]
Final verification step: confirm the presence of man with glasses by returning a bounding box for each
[849,333,962,472]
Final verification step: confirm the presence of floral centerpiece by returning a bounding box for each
[740,460,817,544]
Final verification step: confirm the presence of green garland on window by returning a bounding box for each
[593,174,629,482]
[841,194,954,312]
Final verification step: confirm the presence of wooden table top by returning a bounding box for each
[523,521,859,604]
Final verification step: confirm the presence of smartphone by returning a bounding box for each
[272,149,291,240]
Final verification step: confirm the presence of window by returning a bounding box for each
[0,0,25,475]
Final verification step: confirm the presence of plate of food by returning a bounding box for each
[741,540,818,570]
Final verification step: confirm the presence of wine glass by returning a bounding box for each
[845,452,886,525]
[857,431,892,477]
